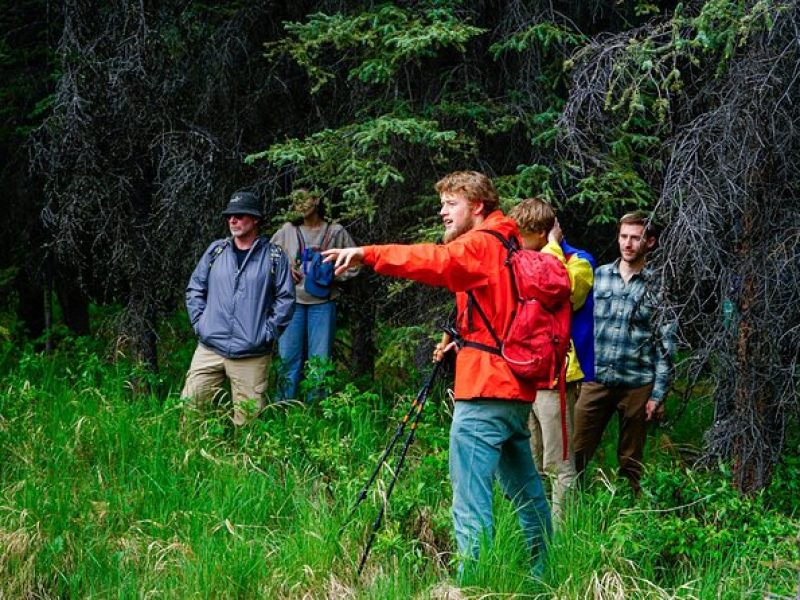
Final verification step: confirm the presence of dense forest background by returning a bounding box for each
[1,1,799,597]
[2,1,798,495]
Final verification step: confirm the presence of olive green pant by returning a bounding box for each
[573,381,653,492]
[181,344,270,426]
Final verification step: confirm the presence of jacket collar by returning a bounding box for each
[472,210,519,239]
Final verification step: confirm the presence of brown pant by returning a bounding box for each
[572,381,653,492]
[181,344,270,426]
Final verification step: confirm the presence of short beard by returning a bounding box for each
[443,222,473,243]
[621,248,648,267]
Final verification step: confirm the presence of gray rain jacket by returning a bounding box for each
[186,236,295,358]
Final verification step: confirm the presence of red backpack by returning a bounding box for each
[464,230,572,390]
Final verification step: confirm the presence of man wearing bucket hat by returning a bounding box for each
[270,189,359,402]
[182,190,296,425]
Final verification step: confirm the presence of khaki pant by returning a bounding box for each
[181,344,270,426]
[573,381,653,493]
[529,383,579,521]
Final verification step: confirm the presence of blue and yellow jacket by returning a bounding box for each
[542,239,597,383]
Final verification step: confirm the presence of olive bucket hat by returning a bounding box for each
[221,191,263,218]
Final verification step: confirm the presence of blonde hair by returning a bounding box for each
[435,171,499,216]
[509,197,556,233]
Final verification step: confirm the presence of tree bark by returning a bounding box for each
[730,214,777,493]
[125,290,159,374]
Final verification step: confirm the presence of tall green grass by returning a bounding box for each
[0,338,797,598]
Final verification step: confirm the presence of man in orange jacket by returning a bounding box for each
[324,171,551,577]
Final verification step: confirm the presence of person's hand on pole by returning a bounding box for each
[433,332,458,362]
[322,247,365,276]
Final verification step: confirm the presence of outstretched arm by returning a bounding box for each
[323,246,365,275]
[325,236,495,293]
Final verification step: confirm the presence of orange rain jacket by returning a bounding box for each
[362,210,538,403]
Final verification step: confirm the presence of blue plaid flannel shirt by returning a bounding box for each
[592,260,675,402]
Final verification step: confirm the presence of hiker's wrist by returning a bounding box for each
[362,245,378,266]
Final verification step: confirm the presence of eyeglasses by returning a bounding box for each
[227,214,248,221]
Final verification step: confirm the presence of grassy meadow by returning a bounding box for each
[0,329,797,599]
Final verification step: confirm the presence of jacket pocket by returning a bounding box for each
[194,311,206,338]
[245,316,273,353]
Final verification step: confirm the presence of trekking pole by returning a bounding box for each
[341,360,442,529]
[356,359,442,576]
[340,361,440,531]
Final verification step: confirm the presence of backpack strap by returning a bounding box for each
[319,222,332,251]
[476,228,518,256]
[269,244,283,277]
[296,223,332,251]
[461,229,520,354]
[208,239,230,271]
[464,290,503,355]
[476,229,520,298]
[558,358,569,460]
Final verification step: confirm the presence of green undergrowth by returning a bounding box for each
[0,338,797,598]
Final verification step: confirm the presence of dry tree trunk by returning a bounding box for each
[124,289,159,375]
[730,213,772,492]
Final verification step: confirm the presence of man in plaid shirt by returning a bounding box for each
[573,210,674,493]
